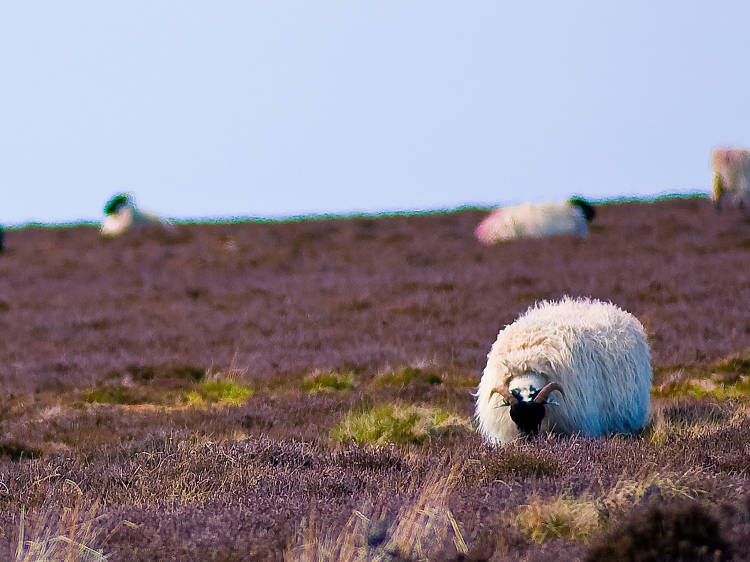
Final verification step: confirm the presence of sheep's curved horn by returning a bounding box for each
[533,382,564,404]
[489,387,516,404]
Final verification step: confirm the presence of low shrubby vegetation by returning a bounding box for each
[84,383,154,406]
[13,480,131,562]
[586,501,734,562]
[517,471,708,544]
[301,371,355,393]
[518,493,600,543]
[371,366,443,388]
[80,364,253,408]
[7,358,750,560]
[330,403,472,445]
[287,466,470,561]
[461,448,563,482]
[2,199,750,559]
[182,378,253,406]
[653,352,750,400]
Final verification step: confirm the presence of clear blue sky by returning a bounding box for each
[2,1,749,224]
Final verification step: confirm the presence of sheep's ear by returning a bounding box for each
[104,193,131,215]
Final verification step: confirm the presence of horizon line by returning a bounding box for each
[2,190,710,230]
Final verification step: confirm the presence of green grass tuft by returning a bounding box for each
[330,403,471,445]
[373,367,443,388]
[685,379,750,400]
[183,379,253,406]
[657,378,750,400]
[712,354,750,375]
[301,372,355,393]
[84,384,150,405]
[652,355,750,400]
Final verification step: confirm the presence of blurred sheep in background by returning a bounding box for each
[100,193,175,237]
[711,147,750,212]
[474,198,595,244]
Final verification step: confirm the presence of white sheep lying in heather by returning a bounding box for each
[100,193,175,237]
[711,147,750,211]
[474,198,596,244]
[475,297,652,445]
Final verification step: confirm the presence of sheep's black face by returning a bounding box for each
[509,402,547,435]
[569,197,596,222]
[104,194,130,216]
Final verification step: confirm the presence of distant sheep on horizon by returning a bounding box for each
[475,297,652,445]
[711,147,750,212]
[474,198,596,244]
[100,193,175,237]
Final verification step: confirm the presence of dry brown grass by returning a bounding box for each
[286,464,468,561]
[13,481,135,562]
[517,469,712,544]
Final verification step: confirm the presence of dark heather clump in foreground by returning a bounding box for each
[587,501,733,562]
[0,197,749,560]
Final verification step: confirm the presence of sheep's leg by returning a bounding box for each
[712,173,724,212]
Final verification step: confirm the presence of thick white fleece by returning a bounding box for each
[711,147,750,209]
[475,297,652,445]
[475,201,587,244]
[101,202,173,237]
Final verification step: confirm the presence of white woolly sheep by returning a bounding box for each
[711,147,750,211]
[100,193,175,237]
[475,297,652,445]
[474,198,595,245]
